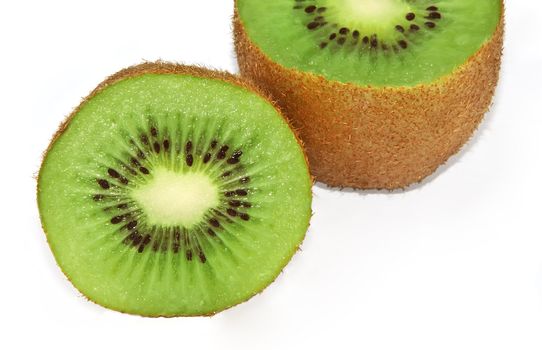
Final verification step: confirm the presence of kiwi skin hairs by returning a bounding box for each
[234,1,505,190]
[37,61,314,317]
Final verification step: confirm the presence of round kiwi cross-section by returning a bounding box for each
[235,0,504,189]
[37,63,312,317]
[238,0,501,86]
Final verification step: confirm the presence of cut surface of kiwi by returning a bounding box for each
[237,0,501,86]
[37,63,312,317]
[235,0,504,189]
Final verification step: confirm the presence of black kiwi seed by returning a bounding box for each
[97,179,110,189]
[305,5,316,13]
[217,145,229,160]
[317,7,326,13]
[410,24,420,32]
[307,22,319,30]
[111,215,126,224]
[329,33,337,40]
[339,27,349,35]
[239,213,250,221]
[240,176,250,184]
[163,140,170,151]
[314,16,324,22]
[203,153,212,163]
[93,194,105,201]
[406,13,415,21]
[352,30,360,39]
[108,168,120,178]
[106,168,127,183]
[362,36,369,45]
[198,252,207,263]
[398,40,408,49]
[370,35,378,48]
[425,22,436,29]
[185,141,192,153]
[150,127,158,137]
[229,200,241,207]
[227,208,238,217]
[427,6,438,11]
[320,42,328,49]
[139,166,150,174]
[132,234,143,246]
[126,221,138,230]
[186,154,194,166]
[426,12,441,19]
[140,134,149,145]
[227,150,243,164]
[236,189,248,196]
[153,142,160,153]
[209,218,220,228]
[395,25,405,33]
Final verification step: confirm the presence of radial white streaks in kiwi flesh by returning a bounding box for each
[92,124,253,264]
[293,0,443,51]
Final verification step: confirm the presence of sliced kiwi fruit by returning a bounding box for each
[235,0,504,189]
[37,62,312,317]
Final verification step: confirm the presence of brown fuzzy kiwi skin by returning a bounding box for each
[234,1,505,190]
[37,61,313,318]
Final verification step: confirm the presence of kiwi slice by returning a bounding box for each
[235,0,504,189]
[37,62,312,317]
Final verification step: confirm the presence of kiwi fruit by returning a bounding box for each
[234,0,504,189]
[37,62,312,317]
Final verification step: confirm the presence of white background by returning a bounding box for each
[1,1,541,349]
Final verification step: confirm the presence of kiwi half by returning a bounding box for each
[37,62,312,317]
[235,0,504,189]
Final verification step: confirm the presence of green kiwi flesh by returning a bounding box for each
[236,0,502,86]
[37,63,312,317]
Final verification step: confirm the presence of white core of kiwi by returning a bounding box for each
[131,168,219,227]
[337,0,408,25]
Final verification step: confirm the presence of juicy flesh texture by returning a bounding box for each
[237,0,502,86]
[38,73,312,316]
